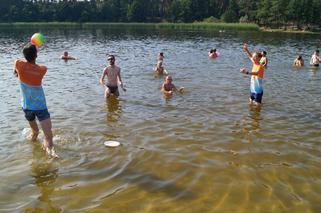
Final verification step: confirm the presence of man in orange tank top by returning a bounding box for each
[14,44,58,158]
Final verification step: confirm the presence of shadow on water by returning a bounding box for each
[25,143,60,213]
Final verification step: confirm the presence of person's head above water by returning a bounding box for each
[23,44,37,62]
[315,50,320,55]
[262,51,267,56]
[107,55,115,65]
[165,75,173,83]
[63,51,68,57]
[209,49,217,53]
[297,55,302,60]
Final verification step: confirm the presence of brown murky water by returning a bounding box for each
[0,28,320,212]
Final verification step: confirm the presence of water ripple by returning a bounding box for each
[0,28,320,212]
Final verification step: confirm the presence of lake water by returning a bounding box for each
[0,28,320,212]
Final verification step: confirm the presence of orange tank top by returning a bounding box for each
[251,63,264,79]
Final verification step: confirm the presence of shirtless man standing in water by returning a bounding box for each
[100,55,126,98]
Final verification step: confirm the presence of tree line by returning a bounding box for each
[0,0,320,29]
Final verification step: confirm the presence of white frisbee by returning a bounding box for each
[104,141,121,147]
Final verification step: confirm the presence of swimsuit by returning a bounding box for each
[107,85,118,93]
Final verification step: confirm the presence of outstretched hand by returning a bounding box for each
[121,84,127,92]
[243,43,248,50]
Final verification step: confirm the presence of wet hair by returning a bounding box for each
[210,49,216,53]
[159,52,164,56]
[262,51,267,56]
[23,44,37,62]
[316,50,320,54]
[298,55,302,60]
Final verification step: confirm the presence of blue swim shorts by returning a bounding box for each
[250,92,263,103]
[23,109,50,122]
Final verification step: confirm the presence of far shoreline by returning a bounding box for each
[260,27,321,35]
[0,22,320,35]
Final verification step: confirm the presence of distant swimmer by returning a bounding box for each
[310,50,320,67]
[61,51,77,60]
[293,55,304,67]
[158,52,164,61]
[260,51,268,68]
[154,60,168,75]
[208,49,218,58]
[240,43,265,105]
[161,75,184,96]
[14,44,58,158]
[100,55,126,98]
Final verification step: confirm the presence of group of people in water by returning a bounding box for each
[13,42,320,158]
[293,50,320,67]
[153,52,184,95]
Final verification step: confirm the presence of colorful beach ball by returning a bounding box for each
[31,33,45,47]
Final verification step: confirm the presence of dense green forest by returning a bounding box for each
[0,0,320,30]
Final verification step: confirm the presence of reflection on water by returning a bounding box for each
[248,104,262,133]
[106,96,122,123]
[25,143,60,212]
[0,28,320,212]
